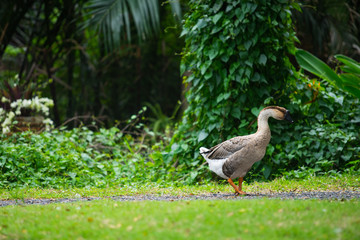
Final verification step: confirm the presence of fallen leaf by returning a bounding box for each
[239,208,246,213]
[102,219,111,225]
[109,223,122,229]
[133,215,142,222]
[87,217,94,222]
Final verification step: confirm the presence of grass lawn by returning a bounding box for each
[1,198,359,239]
[0,174,359,239]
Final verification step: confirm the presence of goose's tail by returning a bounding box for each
[199,147,210,158]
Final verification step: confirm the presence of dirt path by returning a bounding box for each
[1,191,359,207]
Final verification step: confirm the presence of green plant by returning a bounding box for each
[295,49,360,99]
[1,199,360,239]
[0,75,35,113]
[0,124,181,188]
[84,0,181,52]
[168,0,300,182]
[145,101,181,139]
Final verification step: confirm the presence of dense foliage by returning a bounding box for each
[0,126,178,188]
[169,0,299,179]
[168,0,360,182]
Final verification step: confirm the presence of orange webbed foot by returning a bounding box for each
[234,190,248,196]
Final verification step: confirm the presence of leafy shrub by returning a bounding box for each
[0,127,177,188]
[168,0,300,181]
[167,0,360,183]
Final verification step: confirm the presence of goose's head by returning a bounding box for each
[260,106,294,123]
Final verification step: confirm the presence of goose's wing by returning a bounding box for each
[206,135,253,160]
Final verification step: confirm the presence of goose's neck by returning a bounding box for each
[256,111,271,135]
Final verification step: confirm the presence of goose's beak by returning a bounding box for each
[285,110,294,123]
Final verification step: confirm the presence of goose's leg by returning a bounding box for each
[227,178,246,196]
[238,177,247,195]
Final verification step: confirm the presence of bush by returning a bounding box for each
[269,81,360,177]
[167,0,360,182]
[168,0,300,181]
[0,127,176,188]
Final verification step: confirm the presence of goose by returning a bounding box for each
[200,106,293,195]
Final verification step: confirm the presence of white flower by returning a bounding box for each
[2,126,10,134]
[2,117,12,127]
[0,96,55,134]
[43,118,53,125]
[43,118,54,131]
[22,99,31,108]
[1,97,10,103]
[10,102,17,108]
[8,111,15,119]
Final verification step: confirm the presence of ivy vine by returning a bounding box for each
[167,0,359,183]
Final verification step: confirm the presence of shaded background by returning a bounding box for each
[0,0,359,127]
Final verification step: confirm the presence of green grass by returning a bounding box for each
[1,173,359,200]
[1,199,359,239]
[1,174,359,239]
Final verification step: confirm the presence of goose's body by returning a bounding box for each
[200,106,293,195]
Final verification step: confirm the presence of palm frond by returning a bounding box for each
[85,0,181,52]
[86,0,182,52]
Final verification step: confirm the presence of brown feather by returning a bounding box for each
[206,135,254,160]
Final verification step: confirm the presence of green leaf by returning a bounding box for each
[340,74,360,88]
[212,12,223,24]
[267,145,275,156]
[200,61,211,75]
[295,49,342,88]
[244,40,252,50]
[204,70,213,80]
[251,107,262,117]
[85,0,177,52]
[258,54,267,65]
[231,108,241,119]
[195,19,207,29]
[335,55,360,75]
[208,48,218,60]
[180,28,189,37]
[263,164,272,179]
[212,0,223,13]
[210,26,222,35]
[216,92,231,103]
[230,62,241,75]
[220,53,230,62]
[181,143,189,151]
[342,86,360,99]
[252,72,260,82]
[198,130,208,142]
